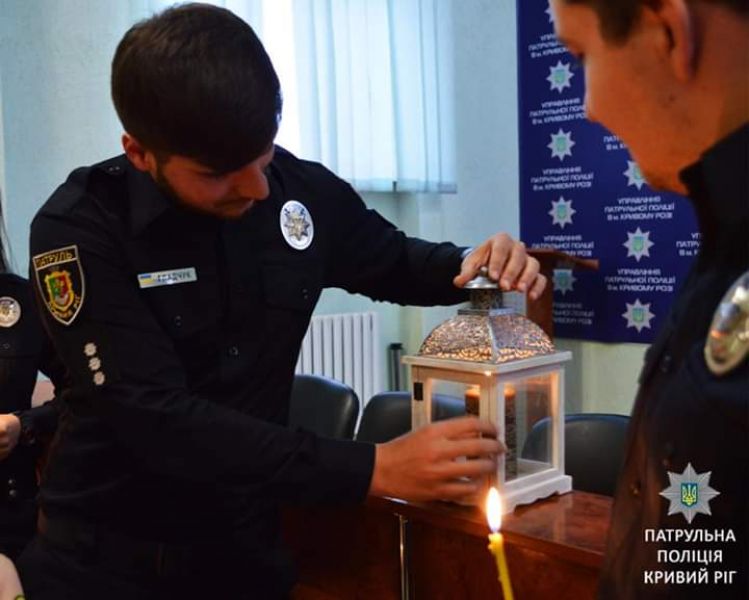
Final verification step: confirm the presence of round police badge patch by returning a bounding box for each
[280,200,314,251]
[0,296,21,328]
[705,270,749,376]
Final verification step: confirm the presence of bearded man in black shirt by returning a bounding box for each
[18,4,546,598]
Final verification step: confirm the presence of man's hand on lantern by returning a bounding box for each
[453,233,546,300]
[368,416,504,502]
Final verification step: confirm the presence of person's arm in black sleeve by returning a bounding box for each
[30,207,374,505]
[0,334,65,458]
[10,403,57,450]
[322,177,469,306]
[22,334,69,440]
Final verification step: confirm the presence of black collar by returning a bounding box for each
[126,161,176,236]
[679,123,749,253]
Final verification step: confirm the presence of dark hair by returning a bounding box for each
[565,0,749,42]
[111,3,282,172]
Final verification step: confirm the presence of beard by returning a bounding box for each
[152,160,186,206]
[152,160,256,220]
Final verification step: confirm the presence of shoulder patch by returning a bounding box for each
[32,245,86,326]
[705,270,749,376]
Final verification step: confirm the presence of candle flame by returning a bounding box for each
[486,486,502,532]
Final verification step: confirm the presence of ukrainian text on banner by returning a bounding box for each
[517,2,699,343]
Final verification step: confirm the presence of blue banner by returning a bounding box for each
[517,1,699,343]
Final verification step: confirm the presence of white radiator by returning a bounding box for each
[295,312,381,405]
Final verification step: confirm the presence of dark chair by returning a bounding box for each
[521,413,630,496]
[288,374,360,440]
[356,391,466,443]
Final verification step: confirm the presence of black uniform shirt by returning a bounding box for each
[599,125,749,598]
[30,147,467,544]
[0,274,63,548]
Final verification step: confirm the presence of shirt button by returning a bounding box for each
[8,489,17,500]
[630,481,641,497]
[7,479,16,488]
[228,346,240,357]
[301,287,310,300]
[1,342,9,350]
[659,354,673,373]
[173,315,183,327]
[106,165,121,174]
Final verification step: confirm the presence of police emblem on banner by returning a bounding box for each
[32,245,85,326]
[0,297,21,328]
[280,200,314,250]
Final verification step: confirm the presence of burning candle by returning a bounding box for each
[486,487,515,600]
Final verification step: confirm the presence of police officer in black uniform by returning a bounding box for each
[0,201,63,562]
[17,4,546,598]
[551,0,748,597]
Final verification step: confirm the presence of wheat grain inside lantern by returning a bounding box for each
[403,268,572,513]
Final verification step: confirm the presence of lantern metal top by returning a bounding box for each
[462,266,498,289]
[417,267,555,364]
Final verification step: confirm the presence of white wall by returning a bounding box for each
[0,0,646,413]
[312,192,403,394]
[407,0,524,339]
[0,0,133,272]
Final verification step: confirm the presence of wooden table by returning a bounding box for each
[284,491,612,599]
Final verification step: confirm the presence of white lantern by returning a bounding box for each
[404,269,572,513]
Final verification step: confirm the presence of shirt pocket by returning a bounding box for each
[140,276,222,389]
[260,259,323,362]
[262,259,322,315]
[138,270,220,343]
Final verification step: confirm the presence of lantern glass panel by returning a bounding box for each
[503,376,554,481]
[426,373,556,483]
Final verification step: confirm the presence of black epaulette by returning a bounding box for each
[91,155,128,178]
[87,156,130,212]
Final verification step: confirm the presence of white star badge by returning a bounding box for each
[280,200,314,251]
[549,196,576,229]
[553,269,576,295]
[622,299,655,332]
[624,228,654,262]
[624,160,646,190]
[0,296,21,328]
[548,129,575,161]
[545,2,554,24]
[660,463,720,524]
[547,61,574,93]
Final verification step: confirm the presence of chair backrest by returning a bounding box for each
[356,391,466,443]
[521,413,630,496]
[288,374,360,440]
